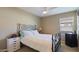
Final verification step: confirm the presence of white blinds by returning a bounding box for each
[60,17,74,32]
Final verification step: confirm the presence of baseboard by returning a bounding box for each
[0,49,7,52]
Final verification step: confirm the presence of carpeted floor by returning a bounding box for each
[17,40,79,52]
[16,46,38,52]
[59,40,79,52]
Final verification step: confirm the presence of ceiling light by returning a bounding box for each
[43,11,47,14]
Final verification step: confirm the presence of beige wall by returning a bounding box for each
[0,8,77,49]
[40,11,77,34]
[0,7,40,49]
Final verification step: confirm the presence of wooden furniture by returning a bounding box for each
[65,33,78,47]
[7,37,20,52]
[7,34,20,52]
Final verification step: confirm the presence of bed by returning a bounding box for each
[17,24,61,52]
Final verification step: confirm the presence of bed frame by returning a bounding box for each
[52,34,61,52]
[17,24,61,52]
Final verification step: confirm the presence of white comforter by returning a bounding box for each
[21,34,53,52]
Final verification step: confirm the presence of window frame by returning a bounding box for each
[59,17,74,32]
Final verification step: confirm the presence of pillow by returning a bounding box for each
[20,30,33,37]
[31,30,39,35]
[20,30,39,38]
[22,30,34,36]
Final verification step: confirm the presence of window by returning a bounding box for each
[59,17,74,32]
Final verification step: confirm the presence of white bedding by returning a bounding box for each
[21,34,53,52]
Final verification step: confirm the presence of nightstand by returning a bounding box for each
[7,34,20,52]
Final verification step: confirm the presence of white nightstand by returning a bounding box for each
[7,37,20,52]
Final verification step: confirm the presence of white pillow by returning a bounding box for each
[22,30,33,36]
[31,30,39,35]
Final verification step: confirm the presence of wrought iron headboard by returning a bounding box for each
[17,24,37,32]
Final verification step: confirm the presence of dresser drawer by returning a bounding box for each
[7,37,20,52]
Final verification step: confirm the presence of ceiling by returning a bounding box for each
[19,7,78,17]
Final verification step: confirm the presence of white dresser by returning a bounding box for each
[7,37,20,52]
